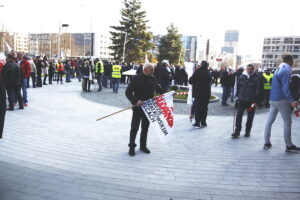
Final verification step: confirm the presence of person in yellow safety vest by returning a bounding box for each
[263,69,274,108]
[95,59,104,92]
[56,60,65,84]
[111,61,122,93]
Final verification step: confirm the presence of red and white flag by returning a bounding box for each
[141,91,175,143]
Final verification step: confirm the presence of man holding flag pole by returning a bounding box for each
[125,63,167,156]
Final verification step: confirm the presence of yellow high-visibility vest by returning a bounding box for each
[112,65,122,78]
[95,61,104,73]
[263,73,273,90]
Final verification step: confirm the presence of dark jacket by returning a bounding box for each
[82,65,91,77]
[188,66,212,100]
[2,61,21,87]
[236,73,260,103]
[220,70,232,87]
[125,73,167,105]
[36,60,44,74]
[104,63,112,76]
[290,74,300,101]
[157,64,172,87]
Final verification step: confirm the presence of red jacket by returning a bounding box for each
[20,59,31,78]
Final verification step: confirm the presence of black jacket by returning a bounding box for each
[188,67,212,100]
[236,73,260,103]
[220,70,234,87]
[125,73,166,105]
[2,61,21,87]
[157,65,172,87]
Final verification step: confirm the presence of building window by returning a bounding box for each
[284,38,293,44]
[295,38,300,44]
[294,46,300,52]
[264,39,271,44]
[293,55,298,59]
[266,55,273,58]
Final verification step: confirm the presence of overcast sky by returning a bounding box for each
[1,0,300,58]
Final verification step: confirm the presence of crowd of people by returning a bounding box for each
[0,50,300,155]
[125,54,300,156]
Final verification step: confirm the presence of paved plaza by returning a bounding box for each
[0,81,299,200]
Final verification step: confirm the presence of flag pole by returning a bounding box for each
[96,105,134,121]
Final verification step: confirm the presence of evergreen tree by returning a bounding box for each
[158,24,184,65]
[109,0,153,63]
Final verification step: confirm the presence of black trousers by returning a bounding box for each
[129,107,149,148]
[7,85,23,108]
[264,90,271,107]
[83,78,91,91]
[235,101,256,134]
[57,72,63,83]
[0,87,6,139]
[28,72,36,88]
[36,72,42,87]
[194,98,209,125]
[49,72,54,84]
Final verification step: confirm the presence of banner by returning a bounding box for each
[141,91,175,143]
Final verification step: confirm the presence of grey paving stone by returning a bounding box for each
[0,81,299,200]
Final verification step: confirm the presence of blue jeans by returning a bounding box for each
[102,75,109,88]
[22,78,28,103]
[112,78,120,93]
[222,86,231,105]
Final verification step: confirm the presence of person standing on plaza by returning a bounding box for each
[3,54,24,111]
[262,68,273,108]
[95,59,104,91]
[157,62,172,91]
[26,56,37,88]
[220,66,233,106]
[48,59,55,84]
[264,54,300,152]
[231,64,260,138]
[102,60,111,88]
[125,63,167,156]
[17,53,31,107]
[188,61,212,128]
[111,61,122,93]
[56,60,64,84]
[36,56,44,87]
[82,60,92,92]
[42,56,49,85]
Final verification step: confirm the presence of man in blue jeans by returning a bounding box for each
[264,54,300,152]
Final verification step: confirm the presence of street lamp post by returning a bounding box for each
[122,32,128,63]
[58,23,69,58]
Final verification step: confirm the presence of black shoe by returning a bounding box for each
[7,107,14,111]
[192,123,201,129]
[286,145,300,152]
[263,143,272,149]
[43,83,48,85]
[140,147,150,154]
[19,106,24,110]
[129,148,135,156]
[231,133,240,138]
[244,132,250,137]
[201,123,207,127]
[222,103,229,106]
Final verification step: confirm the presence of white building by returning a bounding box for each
[14,33,28,53]
[93,33,113,60]
[262,36,300,70]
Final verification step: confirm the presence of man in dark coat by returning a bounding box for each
[188,61,212,128]
[157,62,172,90]
[3,54,24,111]
[220,67,234,106]
[125,63,167,156]
[231,64,260,138]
